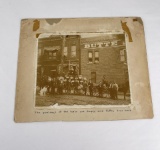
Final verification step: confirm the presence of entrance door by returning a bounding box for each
[91,72,96,83]
[50,69,57,78]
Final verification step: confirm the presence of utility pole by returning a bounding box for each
[61,35,65,75]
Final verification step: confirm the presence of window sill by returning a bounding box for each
[88,62,93,64]
[87,62,99,64]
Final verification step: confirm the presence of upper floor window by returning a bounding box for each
[94,51,99,63]
[49,51,57,59]
[120,49,125,62]
[43,50,56,60]
[71,46,76,58]
[88,51,99,64]
[88,51,93,63]
[64,47,68,57]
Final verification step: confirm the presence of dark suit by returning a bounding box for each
[88,82,93,96]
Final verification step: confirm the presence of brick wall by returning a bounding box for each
[37,35,81,77]
[80,46,128,84]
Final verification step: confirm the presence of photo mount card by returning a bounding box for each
[14,17,153,122]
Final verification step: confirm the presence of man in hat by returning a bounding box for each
[98,81,103,97]
[109,81,114,99]
[74,79,79,94]
[66,78,71,94]
[83,79,88,95]
[78,80,83,95]
[112,81,119,99]
[70,80,74,94]
[88,79,93,96]
[51,77,57,95]
[102,75,109,88]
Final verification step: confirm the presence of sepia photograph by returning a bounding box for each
[15,17,153,122]
[35,33,131,107]
[1,0,158,149]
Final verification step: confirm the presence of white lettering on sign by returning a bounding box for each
[84,44,90,48]
[90,44,96,48]
[97,43,102,47]
[83,40,122,49]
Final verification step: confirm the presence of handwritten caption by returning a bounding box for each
[35,108,132,115]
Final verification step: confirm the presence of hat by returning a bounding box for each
[59,76,64,80]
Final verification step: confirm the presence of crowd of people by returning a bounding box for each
[37,75,120,100]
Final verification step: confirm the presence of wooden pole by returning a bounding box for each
[61,35,65,75]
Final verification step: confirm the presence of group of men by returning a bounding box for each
[96,76,119,99]
[38,75,119,100]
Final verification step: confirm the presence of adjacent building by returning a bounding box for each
[37,35,80,78]
[80,34,129,84]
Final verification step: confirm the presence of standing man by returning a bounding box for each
[98,81,103,97]
[66,78,71,94]
[109,81,113,99]
[59,77,64,94]
[102,75,109,87]
[74,79,79,95]
[112,81,119,99]
[83,79,88,95]
[52,77,56,95]
[88,79,93,96]
[123,80,129,100]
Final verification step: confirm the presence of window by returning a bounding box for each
[88,51,99,63]
[64,47,68,57]
[44,50,48,59]
[88,51,93,63]
[71,46,76,57]
[53,52,56,57]
[94,51,99,63]
[48,51,57,59]
[120,49,125,62]
[91,72,96,83]
[49,52,52,56]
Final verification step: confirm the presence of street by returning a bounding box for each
[35,93,131,107]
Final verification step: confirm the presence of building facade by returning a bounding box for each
[37,35,80,78]
[80,34,129,85]
[37,34,129,86]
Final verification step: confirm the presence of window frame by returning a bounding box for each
[88,51,93,63]
[120,49,126,62]
[94,51,99,63]
[64,47,68,57]
[71,45,77,58]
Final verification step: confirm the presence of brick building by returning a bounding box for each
[80,34,129,85]
[37,35,80,78]
[37,34,129,85]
